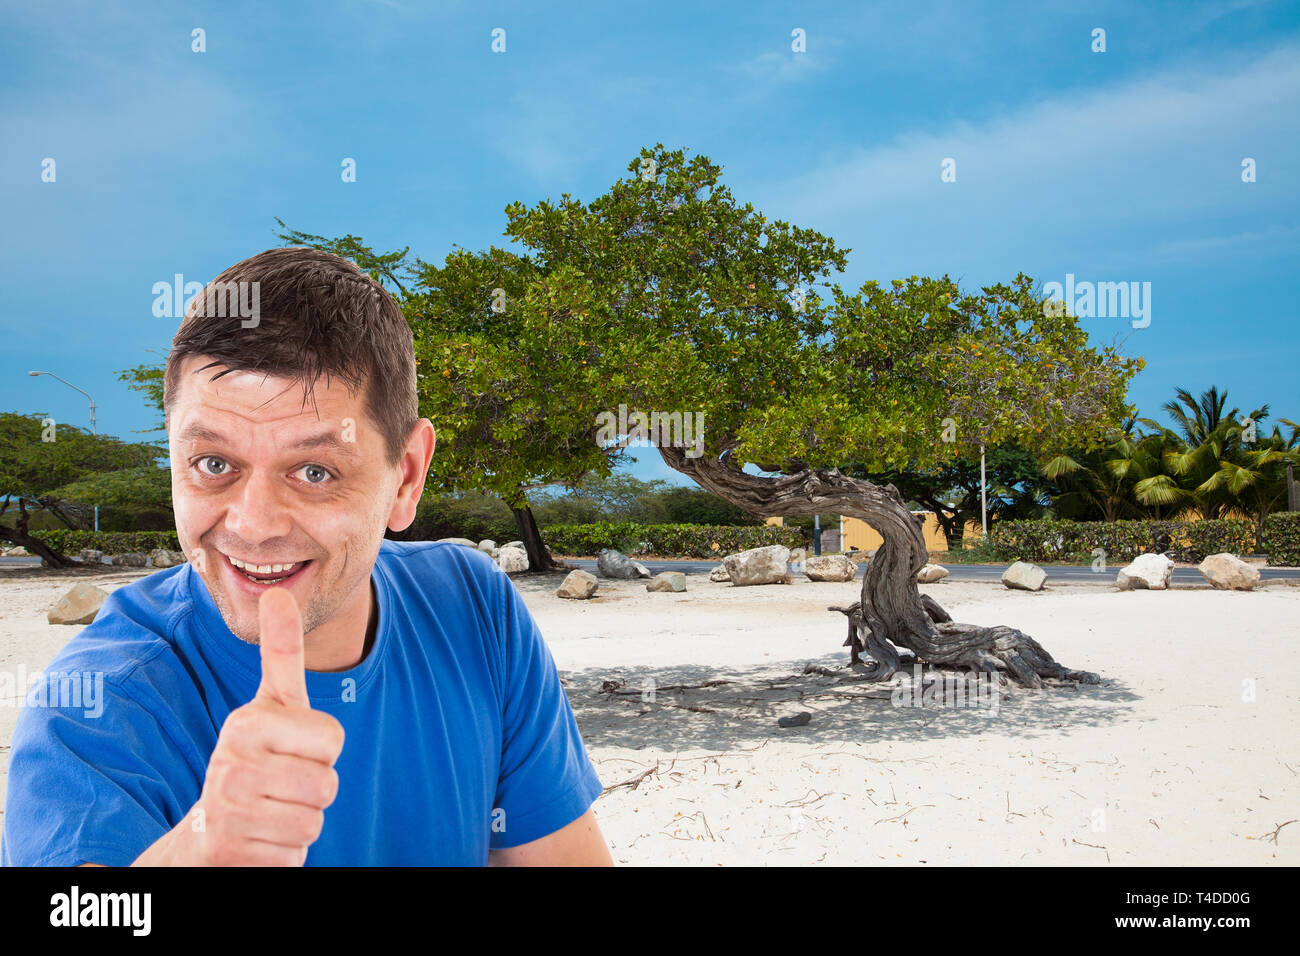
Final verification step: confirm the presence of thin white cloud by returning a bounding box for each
[1149,224,1300,260]
[748,41,1300,274]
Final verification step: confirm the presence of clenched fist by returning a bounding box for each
[132,588,345,866]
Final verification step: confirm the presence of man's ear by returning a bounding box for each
[387,419,436,533]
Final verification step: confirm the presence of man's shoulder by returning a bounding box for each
[377,538,503,590]
[43,565,194,690]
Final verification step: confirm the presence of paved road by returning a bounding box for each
[563,557,1300,583]
[5,555,1297,584]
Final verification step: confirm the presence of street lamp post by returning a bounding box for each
[29,370,98,532]
[980,444,988,539]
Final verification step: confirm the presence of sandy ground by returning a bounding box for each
[2,564,1297,866]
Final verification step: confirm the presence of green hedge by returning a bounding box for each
[989,518,1257,564]
[541,521,805,558]
[1263,513,1300,566]
[1178,519,1259,562]
[32,530,181,556]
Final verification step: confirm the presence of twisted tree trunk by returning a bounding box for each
[658,448,1099,689]
[511,504,563,573]
[0,497,73,569]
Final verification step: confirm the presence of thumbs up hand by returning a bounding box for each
[138,589,346,866]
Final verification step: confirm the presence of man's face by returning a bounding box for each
[168,356,414,645]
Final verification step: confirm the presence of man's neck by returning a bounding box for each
[306,578,378,673]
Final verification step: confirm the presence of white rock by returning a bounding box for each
[495,547,529,573]
[723,545,792,586]
[646,571,687,592]
[437,537,478,549]
[1002,561,1047,591]
[803,554,856,581]
[556,569,599,599]
[917,563,949,583]
[709,564,731,582]
[596,549,641,579]
[48,583,108,625]
[1198,553,1259,591]
[1116,552,1174,590]
[476,539,497,553]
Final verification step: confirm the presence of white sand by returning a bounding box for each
[3,566,1297,865]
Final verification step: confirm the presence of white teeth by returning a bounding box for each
[228,555,299,575]
[242,572,285,584]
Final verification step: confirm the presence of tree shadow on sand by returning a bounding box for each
[561,651,1141,755]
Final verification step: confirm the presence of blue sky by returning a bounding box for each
[2,0,1296,489]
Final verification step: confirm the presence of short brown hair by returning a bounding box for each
[164,247,418,464]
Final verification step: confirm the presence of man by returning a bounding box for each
[1,247,612,866]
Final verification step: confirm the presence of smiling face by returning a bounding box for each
[168,355,434,666]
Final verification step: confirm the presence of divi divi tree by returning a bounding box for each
[282,145,1142,686]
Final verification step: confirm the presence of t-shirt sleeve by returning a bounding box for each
[489,567,604,850]
[1,680,195,868]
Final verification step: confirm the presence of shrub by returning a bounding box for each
[990,517,1263,565]
[1171,519,1256,562]
[1263,513,1300,566]
[390,493,517,544]
[540,522,804,558]
[32,530,181,556]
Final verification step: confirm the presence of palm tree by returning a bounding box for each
[1199,418,1300,549]
[1153,386,1269,520]
[1043,419,1165,521]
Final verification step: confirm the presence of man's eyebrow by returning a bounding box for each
[285,433,357,454]
[177,424,358,454]
[177,424,226,445]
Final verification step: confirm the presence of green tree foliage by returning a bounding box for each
[0,412,167,563]
[117,356,167,433]
[128,146,1141,575]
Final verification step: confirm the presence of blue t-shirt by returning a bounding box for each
[1,540,603,866]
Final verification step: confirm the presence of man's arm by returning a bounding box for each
[487,808,613,866]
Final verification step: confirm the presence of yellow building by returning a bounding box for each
[765,514,981,553]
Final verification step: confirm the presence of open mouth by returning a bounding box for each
[223,553,312,586]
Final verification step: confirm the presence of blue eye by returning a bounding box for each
[197,456,229,476]
[300,464,332,484]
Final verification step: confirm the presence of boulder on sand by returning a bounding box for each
[495,547,529,573]
[709,564,730,582]
[803,554,856,582]
[596,549,642,580]
[722,545,792,586]
[1116,553,1174,590]
[556,569,599,600]
[48,583,108,625]
[437,537,478,549]
[917,563,949,583]
[646,571,687,592]
[1001,561,1047,591]
[1198,553,1259,591]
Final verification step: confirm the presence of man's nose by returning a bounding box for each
[224,469,294,544]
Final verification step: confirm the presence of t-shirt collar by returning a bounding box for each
[182,557,392,704]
